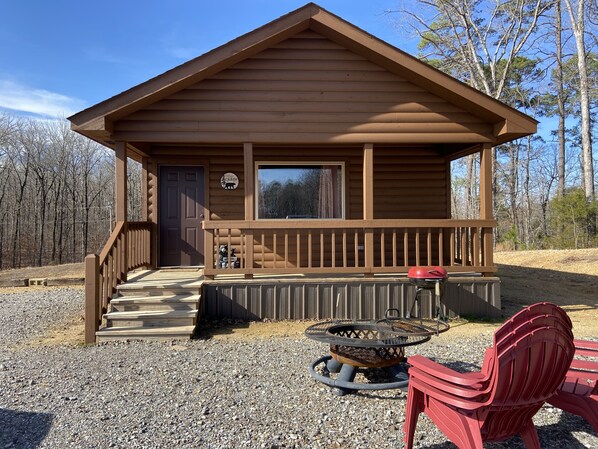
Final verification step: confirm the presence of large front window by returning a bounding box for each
[257,163,344,219]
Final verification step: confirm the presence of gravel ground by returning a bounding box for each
[1,288,597,449]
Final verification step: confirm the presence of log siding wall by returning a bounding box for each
[150,145,448,271]
[115,30,493,145]
[154,146,449,270]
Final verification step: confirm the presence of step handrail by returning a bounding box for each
[85,221,151,343]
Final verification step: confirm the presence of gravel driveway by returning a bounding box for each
[0,288,596,448]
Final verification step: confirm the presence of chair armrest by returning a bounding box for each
[409,376,490,411]
[407,354,488,387]
[408,366,490,398]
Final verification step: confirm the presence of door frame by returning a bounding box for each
[157,163,209,267]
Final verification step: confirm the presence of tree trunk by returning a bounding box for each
[564,0,595,200]
[556,0,567,197]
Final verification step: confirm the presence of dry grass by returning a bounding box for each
[0,262,84,283]
[2,249,597,344]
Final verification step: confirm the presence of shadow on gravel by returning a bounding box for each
[408,412,595,449]
[0,408,53,448]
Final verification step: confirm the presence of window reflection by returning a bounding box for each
[257,164,343,219]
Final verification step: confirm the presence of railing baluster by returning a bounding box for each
[415,228,420,266]
[380,230,385,268]
[217,229,222,268]
[331,231,336,268]
[342,231,347,268]
[261,233,265,268]
[404,229,409,267]
[227,229,232,270]
[427,227,432,266]
[438,228,444,266]
[472,227,480,268]
[354,231,358,268]
[320,231,324,268]
[450,227,455,266]
[296,231,301,268]
[392,229,397,268]
[308,231,312,268]
[273,233,277,269]
[284,230,289,269]
[461,227,468,266]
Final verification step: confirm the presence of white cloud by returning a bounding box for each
[0,79,86,118]
[166,46,200,60]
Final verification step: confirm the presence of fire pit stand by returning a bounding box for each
[305,319,433,396]
[306,267,451,396]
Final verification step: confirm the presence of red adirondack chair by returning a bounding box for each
[407,303,574,397]
[404,303,575,449]
[548,338,598,433]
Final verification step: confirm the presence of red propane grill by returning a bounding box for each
[407,266,448,324]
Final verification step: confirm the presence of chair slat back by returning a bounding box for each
[491,326,574,407]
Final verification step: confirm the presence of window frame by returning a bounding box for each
[254,161,346,220]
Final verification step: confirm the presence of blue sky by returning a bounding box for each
[0,0,413,119]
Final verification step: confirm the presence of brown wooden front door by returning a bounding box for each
[159,166,205,266]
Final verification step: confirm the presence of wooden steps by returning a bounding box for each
[96,271,203,342]
[95,325,197,341]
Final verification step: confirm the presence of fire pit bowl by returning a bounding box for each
[305,320,432,395]
[327,322,415,368]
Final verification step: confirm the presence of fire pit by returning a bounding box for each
[305,319,432,396]
[306,267,450,395]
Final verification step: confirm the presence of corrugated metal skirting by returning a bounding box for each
[201,277,500,321]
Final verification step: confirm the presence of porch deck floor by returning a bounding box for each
[125,268,204,289]
[125,269,489,285]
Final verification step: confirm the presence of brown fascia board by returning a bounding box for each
[68,3,319,131]
[309,10,538,141]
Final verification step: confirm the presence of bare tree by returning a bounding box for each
[563,0,595,200]
[555,0,568,196]
[395,0,550,222]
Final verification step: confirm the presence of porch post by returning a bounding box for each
[115,141,128,222]
[115,141,128,280]
[141,157,152,269]
[363,143,374,276]
[141,156,148,221]
[480,143,494,274]
[244,143,254,278]
[147,159,158,269]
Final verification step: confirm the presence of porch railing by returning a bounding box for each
[203,219,496,277]
[84,220,151,343]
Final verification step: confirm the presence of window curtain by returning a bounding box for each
[318,166,340,218]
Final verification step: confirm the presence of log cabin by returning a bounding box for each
[68,3,537,342]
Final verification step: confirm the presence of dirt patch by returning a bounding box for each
[15,313,86,349]
[197,320,314,341]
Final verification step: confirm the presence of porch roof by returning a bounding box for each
[68,2,537,154]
